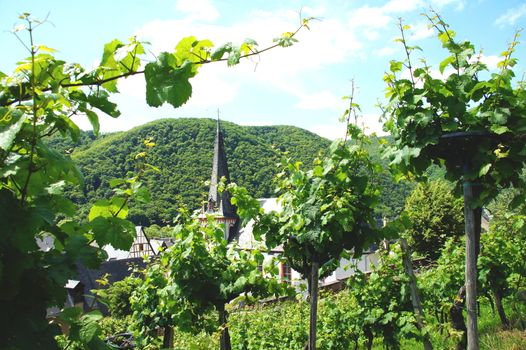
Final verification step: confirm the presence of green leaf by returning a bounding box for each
[79,321,100,343]
[109,178,126,188]
[85,110,100,135]
[175,36,213,66]
[0,109,26,151]
[59,307,83,323]
[81,310,103,323]
[389,60,403,73]
[88,198,128,221]
[439,56,455,74]
[144,54,195,108]
[135,187,151,203]
[273,33,298,48]
[145,163,161,173]
[90,216,136,250]
[490,125,509,135]
[88,90,120,118]
[99,39,125,92]
[240,38,258,55]
[211,42,233,60]
[478,163,491,176]
[88,200,112,221]
[227,49,241,66]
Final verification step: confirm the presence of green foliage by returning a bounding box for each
[346,244,419,349]
[404,180,464,260]
[98,316,132,338]
[418,203,526,329]
[0,12,306,349]
[130,214,292,348]
[55,309,108,350]
[92,276,141,318]
[234,128,384,279]
[382,15,526,206]
[479,194,526,326]
[418,237,466,325]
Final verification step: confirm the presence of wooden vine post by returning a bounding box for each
[463,178,479,350]
[309,261,320,350]
[434,132,488,350]
[400,238,433,350]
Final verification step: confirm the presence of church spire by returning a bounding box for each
[207,113,238,224]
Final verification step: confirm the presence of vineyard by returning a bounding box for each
[1,8,525,350]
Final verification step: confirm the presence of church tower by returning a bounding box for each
[201,117,239,242]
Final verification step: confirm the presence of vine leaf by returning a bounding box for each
[144,54,194,108]
[90,216,135,250]
[0,110,26,151]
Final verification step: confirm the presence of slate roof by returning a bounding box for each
[76,258,146,314]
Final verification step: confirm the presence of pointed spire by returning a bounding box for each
[216,108,221,133]
[208,114,237,219]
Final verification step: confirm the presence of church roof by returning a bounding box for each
[208,118,238,219]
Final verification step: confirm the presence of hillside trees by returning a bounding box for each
[382,13,526,349]
[404,180,464,260]
[0,12,308,349]
[63,119,332,226]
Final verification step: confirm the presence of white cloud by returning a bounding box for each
[409,22,434,41]
[174,0,219,21]
[479,54,500,70]
[348,6,391,30]
[495,4,526,28]
[346,0,425,43]
[131,8,364,115]
[358,113,385,135]
[294,90,344,110]
[469,54,500,71]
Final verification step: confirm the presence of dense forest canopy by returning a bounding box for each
[46,118,413,226]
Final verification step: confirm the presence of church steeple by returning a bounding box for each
[204,114,239,241]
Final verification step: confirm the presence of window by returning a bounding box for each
[280,263,292,283]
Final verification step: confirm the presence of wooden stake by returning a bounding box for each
[400,238,433,350]
[309,261,319,350]
[463,181,479,350]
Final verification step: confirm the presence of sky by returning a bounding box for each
[0,0,525,139]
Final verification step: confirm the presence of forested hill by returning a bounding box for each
[48,118,334,225]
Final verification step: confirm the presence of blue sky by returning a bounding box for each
[1,0,525,139]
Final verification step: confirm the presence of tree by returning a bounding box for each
[232,121,387,350]
[404,180,464,260]
[130,213,291,350]
[382,13,526,349]
[0,12,308,349]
